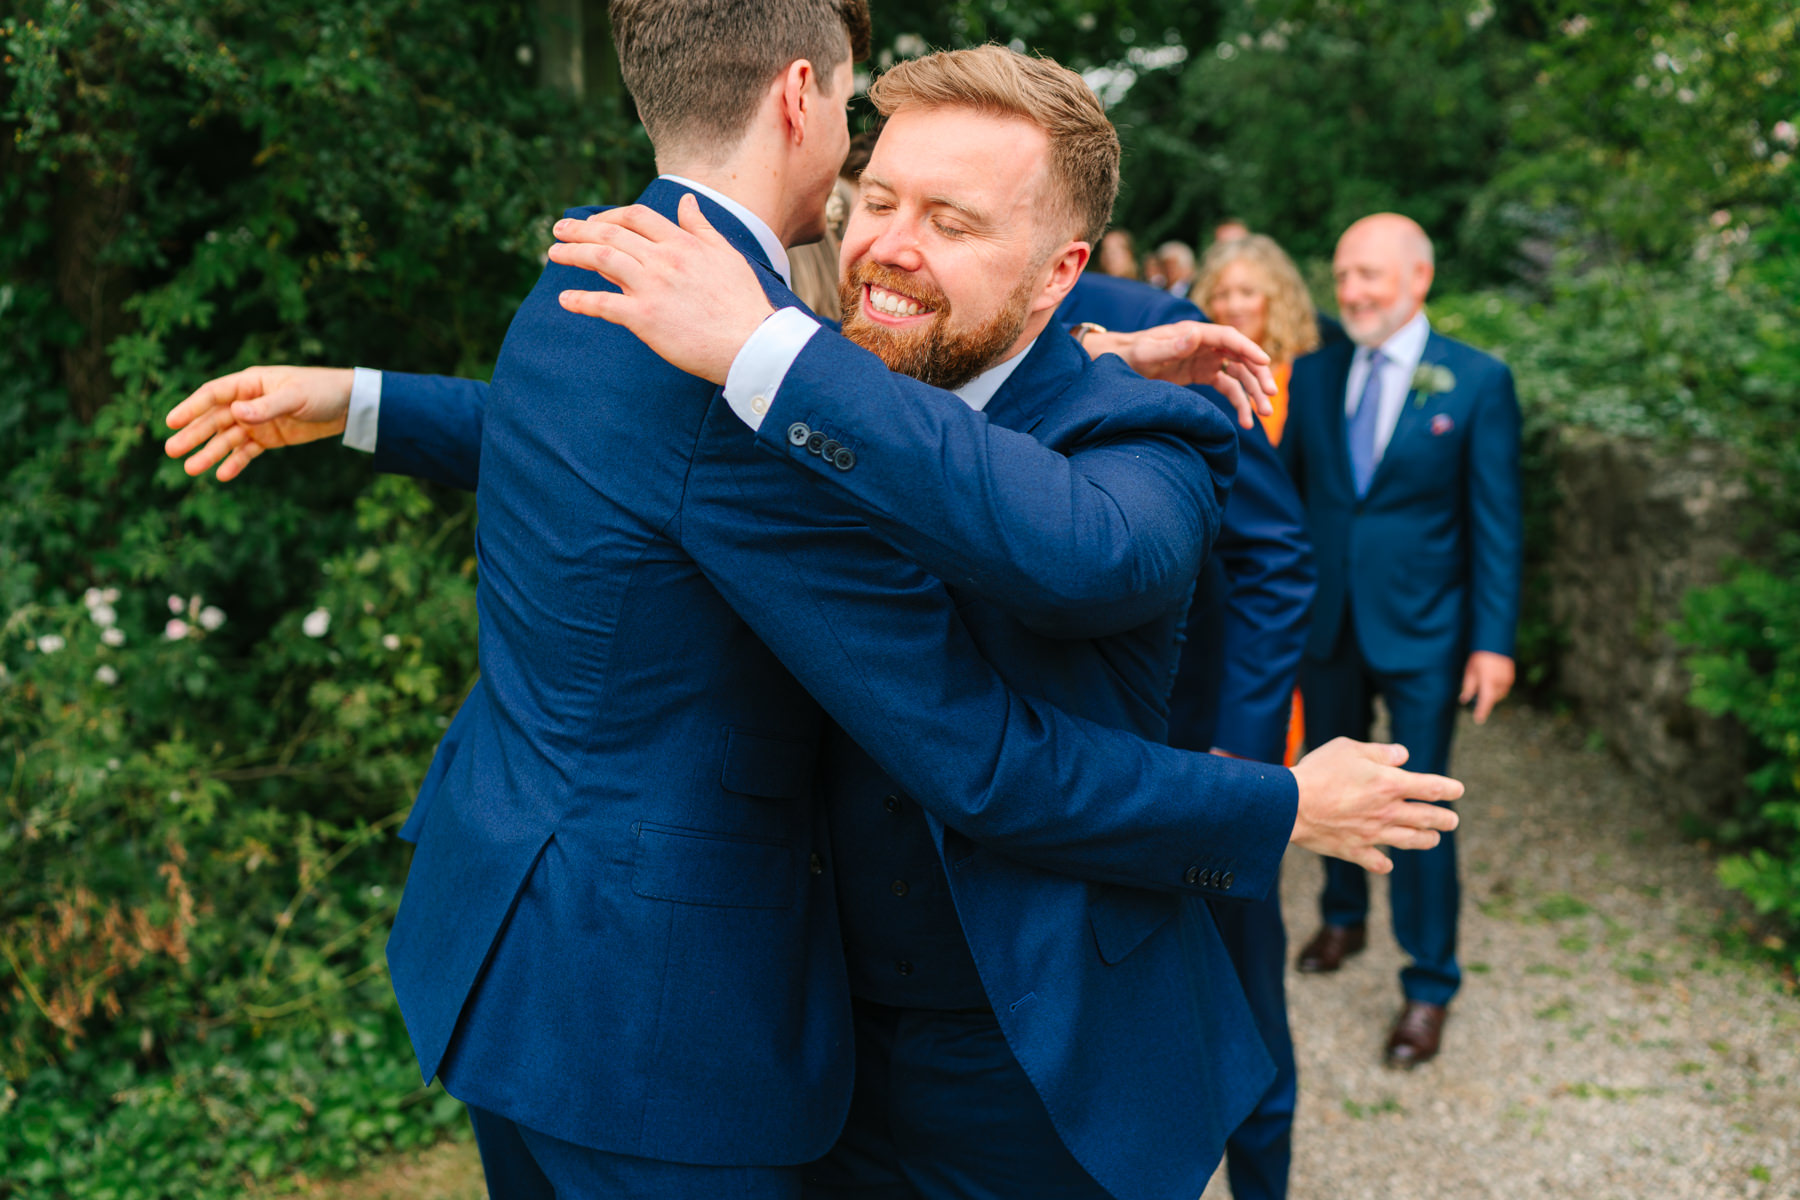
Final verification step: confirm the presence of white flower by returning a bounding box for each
[168,594,185,614]
[381,633,401,651]
[37,634,65,654]
[165,618,190,640]
[106,757,122,771]
[198,606,225,632]
[102,628,126,647]
[89,604,117,628]
[1775,121,1798,148]
[94,665,119,686]
[84,587,103,609]
[302,608,332,638]
[102,587,120,604]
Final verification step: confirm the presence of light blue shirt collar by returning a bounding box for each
[658,174,792,288]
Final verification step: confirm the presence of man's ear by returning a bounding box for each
[1412,258,1436,303]
[779,59,815,146]
[1032,241,1091,315]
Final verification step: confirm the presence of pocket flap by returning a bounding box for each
[720,729,815,800]
[632,822,794,909]
[1089,883,1178,965]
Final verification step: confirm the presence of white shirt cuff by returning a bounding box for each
[343,366,382,453]
[722,308,821,432]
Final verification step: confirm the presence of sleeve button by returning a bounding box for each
[787,422,811,446]
[1183,866,1202,886]
[832,447,856,471]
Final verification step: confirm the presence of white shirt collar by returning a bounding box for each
[658,174,792,288]
[1360,308,1431,369]
[955,336,1039,413]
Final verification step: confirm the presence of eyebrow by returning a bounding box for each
[860,172,994,229]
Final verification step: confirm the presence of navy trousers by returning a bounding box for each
[803,999,1110,1200]
[1211,882,1295,1200]
[468,1106,802,1200]
[1300,632,1462,1007]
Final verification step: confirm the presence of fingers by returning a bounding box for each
[1472,684,1495,725]
[1202,322,1272,366]
[1380,825,1444,853]
[228,384,309,427]
[1221,361,1275,419]
[1213,373,1255,428]
[547,233,654,292]
[1345,845,1395,875]
[181,424,249,477]
[1460,661,1478,705]
[216,439,265,483]
[558,288,629,323]
[553,204,682,246]
[675,192,728,246]
[164,402,237,458]
[1392,768,1464,805]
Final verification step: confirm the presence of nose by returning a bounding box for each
[867,216,926,274]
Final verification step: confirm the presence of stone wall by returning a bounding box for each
[1542,428,1753,815]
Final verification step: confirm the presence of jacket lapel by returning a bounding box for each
[1369,332,1452,493]
[982,326,1086,435]
[1314,340,1357,499]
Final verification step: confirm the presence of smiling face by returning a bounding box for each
[1205,258,1272,347]
[836,105,1086,390]
[1332,214,1434,347]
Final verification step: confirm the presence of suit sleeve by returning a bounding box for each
[372,373,490,492]
[1203,408,1316,761]
[1466,362,1524,657]
[755,330,1236,638]
[680,395,1295,900]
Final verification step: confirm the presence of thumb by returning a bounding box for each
[1459,661,1478,704]
[677,192,725,245]
[232,388,305,425]
[1380,741,1410,767]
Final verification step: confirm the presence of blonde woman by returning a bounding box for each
[1194,233,1322,446]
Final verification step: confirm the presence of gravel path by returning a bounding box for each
[314,705,1798,1200]
[1203,703,1800,1200]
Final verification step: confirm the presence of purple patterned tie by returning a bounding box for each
[1346,349,1386,498]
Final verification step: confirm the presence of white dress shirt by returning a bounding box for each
[723,310,1037,429]
[345,175,793,453]
[1342,309,1431,466]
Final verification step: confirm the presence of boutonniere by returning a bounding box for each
[1410,363,1456,407]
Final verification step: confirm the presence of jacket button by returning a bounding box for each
[806,431,827,454]
[809,853,824,876]
[890,879,909,898]
[1221,871,1234,890]
[882,794,902,813]
[787,422,811,446]
[832,447,856,471]
[820,439,842,459]
[1184,866,1202,886]
[896,960,913,976]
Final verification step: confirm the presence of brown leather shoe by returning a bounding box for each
[1384,1001,1448,1069]
[1295,923,1367,973]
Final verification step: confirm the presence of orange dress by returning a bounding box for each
[1256,361,1307,766]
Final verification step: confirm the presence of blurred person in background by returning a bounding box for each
[1213,217,1251,244]
[1097,227,1140,278]
[1194,233,1322,448]
[1280,213,1523,1070]
[1158,239,1196,299]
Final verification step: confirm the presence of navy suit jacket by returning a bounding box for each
[379,180,1297,1177]
[1059,273,1315,762]
[1280,331,1523,674]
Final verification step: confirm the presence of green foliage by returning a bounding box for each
[0,0,652,1193]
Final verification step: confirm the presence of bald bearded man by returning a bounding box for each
[1279,214,1523,1069]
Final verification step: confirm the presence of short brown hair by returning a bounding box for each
[609,0,870,161]
[867,45,1119,247]
[1194,234,1321,365]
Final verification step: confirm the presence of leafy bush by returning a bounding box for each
[1,0,653,1193]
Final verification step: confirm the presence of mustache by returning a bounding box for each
[843,261,949,314]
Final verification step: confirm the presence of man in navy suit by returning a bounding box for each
[1281,214,1523,1069]
[166,31,1464,1200]
[1059,270,1314,1200]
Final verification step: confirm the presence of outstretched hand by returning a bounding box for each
[1288,737,1464,874]
[549,194,775,385]
[164,366,355,480]
[1084,321,1277,429]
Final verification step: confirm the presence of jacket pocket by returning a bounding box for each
[1088,883,1179,965]
[720,729,816,800]
[631,822,795,909]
